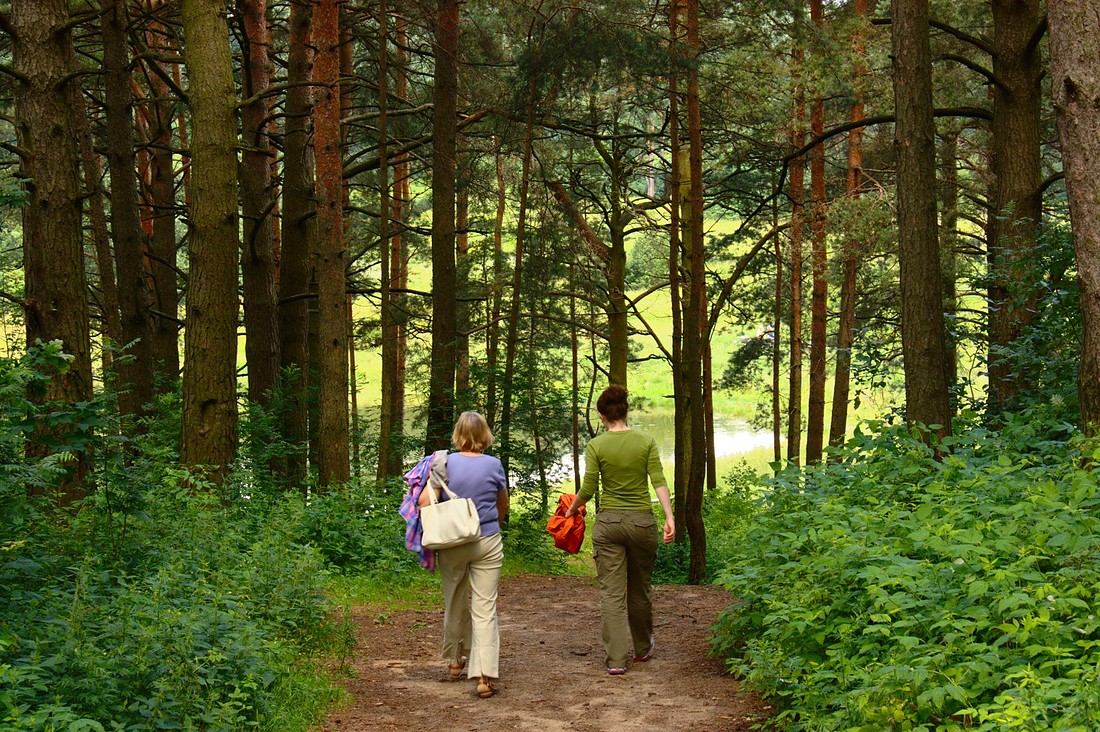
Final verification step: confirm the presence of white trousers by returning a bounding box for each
[437,532,504,679]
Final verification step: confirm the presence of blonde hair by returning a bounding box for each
[452,411,493,452]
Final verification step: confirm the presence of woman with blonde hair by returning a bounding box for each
[417,411,509,698]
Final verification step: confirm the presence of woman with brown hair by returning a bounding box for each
[566,385,675,674]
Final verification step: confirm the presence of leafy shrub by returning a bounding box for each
[502,506,569,575]
[712,411,1100,731]
[0,349,350,731]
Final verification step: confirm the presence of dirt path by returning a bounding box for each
[323,574,770,731]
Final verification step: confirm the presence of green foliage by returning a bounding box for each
[711,412,1100,730]
[289,480,419,577]
[501,505,570,576]
[0,350,350,731]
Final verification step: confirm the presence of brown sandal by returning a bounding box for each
[448,657,467,681]
[476,677,495,698]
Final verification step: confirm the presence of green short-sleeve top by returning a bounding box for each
[578,428,668,511]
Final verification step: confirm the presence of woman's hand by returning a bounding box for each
[662,517,675,544]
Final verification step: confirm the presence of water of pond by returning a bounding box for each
[554,410,773,481]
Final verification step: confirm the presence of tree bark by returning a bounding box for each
[786,18,806,466]
[425,0,460,454]
[1048,0,1100,435]
[667,0,685,536]
[140,31,181,386]
[987,0,1042,409]
[279,0,314,489]
[103,0,156,417]
[684,0,707,584]
[313,0,351,486]
[239,0,280,407]
[805,0,828,465]
[377,0,399,483]
[486,138,505,428]
[828,0,867,449]
[938,122,960,389]
[179,0,241,480]
[891,0,952,439]
[13,0,95,503]
[74,90,122,368]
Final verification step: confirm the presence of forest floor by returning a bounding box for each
[321,573,772,731]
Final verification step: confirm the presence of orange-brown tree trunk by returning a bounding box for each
[805,0,828,465]
[313,0,351,486]
[828,0,867,449]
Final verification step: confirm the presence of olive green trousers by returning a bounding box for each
[592,509,659,669]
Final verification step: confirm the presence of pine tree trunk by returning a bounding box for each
[239,0,280,407]
[500,92,536,476]
[828,0,867,449]
[377,0,399,483]
[179,0,241,480]
[74,90,122,366]
[891,0,952,440]
[13,0,94,504]
[140,32,181,386]
[684,0,707,584]
[668,1,685,536]
[786,29,806,466]
[456,160,471,397]
[805,0,828,464]
[938,122,960,388]
[486,139,505,428]
[103,0,155,417]
[987,0,1042,409]
[279,0,314,489]
[312,0,350,486]
[1048,0,1100,435]
[425,0,460,454]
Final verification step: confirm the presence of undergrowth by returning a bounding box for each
[711,410,1100,731]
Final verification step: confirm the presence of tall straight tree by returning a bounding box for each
[829,0,868,448]
[684,0,707,584]
[279,0,315,487]
[787,15,807,466]
[239,0,280,406]
[987,0,1043,408]
[312,0,350,486]
[102,0,155,417]
[668,0,685,536]
[179,0,241,478]
[377,0,399,482]
[425,0,460,454]
[891,0,952,439]
[139,23,182,384]
[12,0,94,502]
[1048,0,1100,435]
[74,90,122,367]
[804,0,828,464]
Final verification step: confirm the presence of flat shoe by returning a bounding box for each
[607,667,626,675]
[448,657,467,680]
[633,639,655,663]
[477,678,495,698]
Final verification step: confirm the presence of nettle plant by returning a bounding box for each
[711,411,1100,731]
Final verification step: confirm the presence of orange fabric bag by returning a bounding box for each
[546,493,586,554]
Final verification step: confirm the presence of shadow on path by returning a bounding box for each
[323,574,770,731]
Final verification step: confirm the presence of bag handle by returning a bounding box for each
[425,450,459,505]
